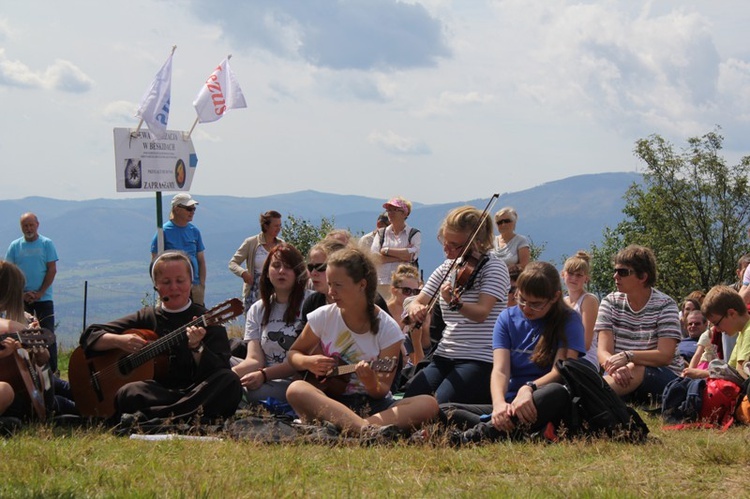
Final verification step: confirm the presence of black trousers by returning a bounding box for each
[116,369,242,421]
[440,382,572,433]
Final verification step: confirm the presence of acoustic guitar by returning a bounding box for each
[0,328,56,421]
[69,298,243,418]
[302,356,398,397]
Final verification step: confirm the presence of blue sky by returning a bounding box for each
[1,1,749,204]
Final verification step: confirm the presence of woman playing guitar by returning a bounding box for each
[76,251,242,424]
[286,247,438,438]
[403,204,511,404]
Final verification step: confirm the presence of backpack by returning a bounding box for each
[700,378,742,429]
[555,358,649,441]
[661,377,705,424]
[378,227,420,268]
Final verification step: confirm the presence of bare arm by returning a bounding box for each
[196,251,206,286]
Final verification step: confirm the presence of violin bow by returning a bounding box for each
[407,193,500,329]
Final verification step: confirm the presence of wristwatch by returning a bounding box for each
[190,343,204,354]
[525,381,538,392]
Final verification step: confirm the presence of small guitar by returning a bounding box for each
[302,356,398,397]
[0,328,56,421]
[69,298,243,418]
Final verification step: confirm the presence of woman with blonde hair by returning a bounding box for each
[562,251,599,369]
[387,264,431,365]
[403,205,510,404]
[493,206,530,273]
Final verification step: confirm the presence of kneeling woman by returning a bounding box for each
[233,243,309,404]
[286,248,438,436]
[79,251,242,422]
[443,262,585,442]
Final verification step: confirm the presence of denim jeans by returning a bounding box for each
[403,355,493,404]
[631,366,677,404]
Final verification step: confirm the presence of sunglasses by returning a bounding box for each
[267,330,297,351]
[496,218,513,225]
[179,205,196,212]
[307,263,327,273]
[397,286,421,297]
[614,267,635,277]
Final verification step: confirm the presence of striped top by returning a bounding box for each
[425,255,510,363]
[594,288,684,374]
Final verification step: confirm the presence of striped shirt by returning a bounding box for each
[424,255,509,363]
[595,288,684,374]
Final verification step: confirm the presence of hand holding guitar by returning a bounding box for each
[304,354,338,377]
[354,360,378,389]
[0,338,20,359]
[185,324,206,350]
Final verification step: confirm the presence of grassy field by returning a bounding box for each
[5,351,745,497]
[0,419,748,497]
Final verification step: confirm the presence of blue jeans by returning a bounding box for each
[25,300,57,373]
[403,355,493,404]
[631,366,677,404]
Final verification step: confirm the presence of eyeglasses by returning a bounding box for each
[179,205,196,212]
[385,207,404,213]
[515,292,550,312]
[438,237,466,251]
[307,263,327,273]
[496,218,513,225]
[614,267,635,277]
[713,314,727,329]
[267,330,296,351]
[397,286,421,297]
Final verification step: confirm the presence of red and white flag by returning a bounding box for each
[136,50,174,139]
[193,57,247,123]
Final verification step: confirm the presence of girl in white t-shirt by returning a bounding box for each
[286,247,438,437]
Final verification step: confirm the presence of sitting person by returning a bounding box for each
[441,262,585,443]
[678,309,706,363]
[285,247,438,437]
[699,285,750,377]
[403,205,509,404]
[386,264,431,365]
[232,243,310,405]
[79,251,242,424]
[562,251,599,370]
[596,245,683,403]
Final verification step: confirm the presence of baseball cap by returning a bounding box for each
[383,197,410,216]
[172,193,199,208]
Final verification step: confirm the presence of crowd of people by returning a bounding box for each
[1,193,749,445]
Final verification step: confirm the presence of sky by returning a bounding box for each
[1,0,749,205]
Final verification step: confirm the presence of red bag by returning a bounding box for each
[699,379,742,430]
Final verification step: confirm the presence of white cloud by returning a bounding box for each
[0,48,93,92]
[101,100,137,122]
[417,90,495,117]
[368,130,431,155]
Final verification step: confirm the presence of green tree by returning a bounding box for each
[281,213,336,257]
[590,129,750,299]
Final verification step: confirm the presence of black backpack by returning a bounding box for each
[378,227,420,269]
[555,358,649,441]
[661,376,705,424]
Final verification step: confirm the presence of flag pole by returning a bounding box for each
[185,116,199,140]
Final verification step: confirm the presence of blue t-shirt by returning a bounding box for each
[150,221,205,285]
[5,235,58,301]
[493,306,585,400]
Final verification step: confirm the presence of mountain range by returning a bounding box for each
[0,171,642,344]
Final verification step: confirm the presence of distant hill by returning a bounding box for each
[0,172,642,344]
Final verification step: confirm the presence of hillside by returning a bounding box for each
[0,172,641,343]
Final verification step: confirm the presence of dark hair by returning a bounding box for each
[259,243,308,326]
[516,261,571,367]
[613,245,657,287]
[260,211,282,233]
[327,247,380,334]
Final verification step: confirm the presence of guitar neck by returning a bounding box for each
[121,315,206,369]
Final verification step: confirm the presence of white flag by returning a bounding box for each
[136,51,173,139]
[193,57,247,124]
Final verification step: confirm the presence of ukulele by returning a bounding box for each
[69,298,243,418]
[0,328,56,421]
[302,356,398,397]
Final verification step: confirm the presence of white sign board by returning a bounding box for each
[113,127,198,192]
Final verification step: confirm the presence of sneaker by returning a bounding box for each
[360,424,403,443]
[454,422,502,446]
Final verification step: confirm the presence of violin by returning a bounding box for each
[448,250,489,310]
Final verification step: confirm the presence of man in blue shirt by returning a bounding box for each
[150,193,206,306]
[5,212,59,372]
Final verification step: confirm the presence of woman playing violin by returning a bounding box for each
[404,205,510,404]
